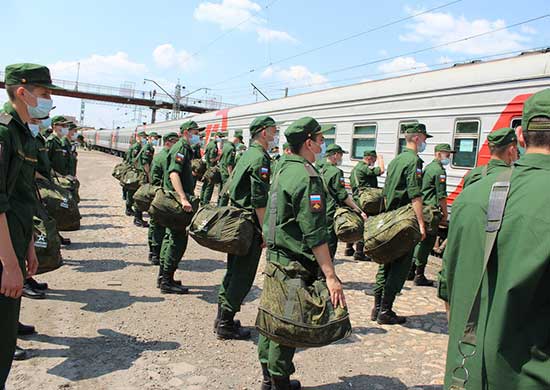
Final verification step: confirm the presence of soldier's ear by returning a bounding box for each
[517,126,526,148]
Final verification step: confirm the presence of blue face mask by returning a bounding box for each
[418,141,427,153]
[28,124,40,138]
[190,134,200,145]
[26,93,53,119]
[39,117,52,129]
[141,139,147,145]
[314,142,326,161]
[441,158,450,166]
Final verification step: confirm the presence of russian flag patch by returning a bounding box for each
[440,174,446,183]
[310,194,322,212]
[175,152,185,163]
[260,166,269,180]
[416,168,422,177]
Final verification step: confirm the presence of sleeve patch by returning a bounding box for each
[309,194,323,212]
[175,152,185,164]
[260,166,270,180]
[416,168,423,178]
[339,176,345,185]
[439,174,446,183]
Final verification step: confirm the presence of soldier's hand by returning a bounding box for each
[420,223,427,241]
[360,211,368,220]
[326,275,346,309]
[26,248,39,277]
[181,198,193,212]
[0,261,24,299]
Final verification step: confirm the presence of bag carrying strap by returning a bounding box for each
[450,167,513,390]
[266,169,282,248]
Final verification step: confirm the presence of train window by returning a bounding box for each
[452,119,480,168]
[397,120,418,154]
[322,124,336,147]
[511,118,522,129]
[351,123,377,159]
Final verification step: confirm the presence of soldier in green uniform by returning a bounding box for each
[215,116,276,340]
[235,143,247,165]
[0,63,59,388]
[373,123,430,325]
[124,131,149,225]
[158,121,201,294]
[46,115,72,176]
[410,144,454,286]
[217,135,239,206]
[148,132,179,267]
[319,143,365,258]
[346,149,385,260]
[200,131,222,205]
[272,142,291,176]
[63,122,78,177]
[462,127,518,189]
[257,116,346,390]
[438,89,550,390]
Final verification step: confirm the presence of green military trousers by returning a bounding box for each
[258,334,296,377]
[159,228,189,273]
[199,181,215,205]
[412,228,438,267]
[126,189,136,211]
[218,229,262,313]
[374,249,414,300]
[148,219,166,256]
[217,173,230,207]
[0,286,21,388]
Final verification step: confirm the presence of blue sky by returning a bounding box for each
[1,0,549,128]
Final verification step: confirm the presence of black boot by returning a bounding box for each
[344,243,355,257]
[261,363,272,390]
[125,207,134,217]
[18,322,36,336]
[216,309,251,340]
[26,277,48,291]
[149,249,160,265]
[353,242,367,261]
[370,293,382,321]
[407,263,416,281]
[13,345,27,361]
[59,235,71,246]
[414,265,434,287]
[271,375,301,390]
[160,270,189,294]
[213,304,240,332]
[156,267,163,288]
[22,280,46,299]
[377,296,406,325]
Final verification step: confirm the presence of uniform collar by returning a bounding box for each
[251,141,269,157]
[515,153,550,171]
[431,158,443,167]
[404,147,417,155]
[488,158,510,168]
[2,101,29,134]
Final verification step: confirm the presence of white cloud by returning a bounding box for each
[262,65,328,87]
[378,57,430,75]
[437,56,453,64]
[49,52,147,83]
[194,0,296,44]
[153,44,196,70]
[399,10,531,55]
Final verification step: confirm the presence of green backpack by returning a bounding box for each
[133,183,161,212]
[357,187,385,216]
[333,207,364,243]
[203,165,221,184]
[149,190,199,231]
[120,166,148,191]
[112,161,131,180]
[37,178,81,231]
[189,204,256,256]
[55,176,80,203]
[191,159,207,181]
[256,261,352,348]
[33,206,63,275]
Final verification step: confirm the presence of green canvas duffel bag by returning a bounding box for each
[256,261,352,348]
[37,178,81,231]
[203,166,221,184]
[55,176,80,203]
[33,207,63,275]
[333,207,364,243]
[133,183,161,212]
[149,190,199,230]
[120,166,147,191]
[423,205,443,235]
[189,204,256,256]
[191,159,207,181]
[112,161,131,180]
[357,187,385,216]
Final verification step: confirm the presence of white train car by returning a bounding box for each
[96,50,550,202]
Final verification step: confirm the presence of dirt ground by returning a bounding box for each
[8,150,448,390]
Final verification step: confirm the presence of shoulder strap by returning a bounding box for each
[451,167,513,389]
[0,113,13,126]
[481,164,488,178]
[266,169,282,248]
[303,162,318,177]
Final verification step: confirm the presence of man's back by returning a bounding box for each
[383,148,422,211]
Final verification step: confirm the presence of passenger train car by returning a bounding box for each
[82,50,550,201]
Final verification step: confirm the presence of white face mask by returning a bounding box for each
[25,92,54,119]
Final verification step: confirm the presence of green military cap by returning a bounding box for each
[487,128,517,147]
[148,131,160,137]
[363,149,377,157]
[320,124,335,133]
[434,143,456,152]
[163,132,179,142]
[285,117,328,145]
[250,116,276,137]
[137,131,148,137]
[4,63,61,89]
[234,129,243,136]
[235,134,243,142]
[404,123,433,138]
[522,89,550,131]
[68,122,78,130]
[325,143,348,155]
[283,142,290,150]
[180,120,205,132]
[51,115,70,125]
[215,131,226,137]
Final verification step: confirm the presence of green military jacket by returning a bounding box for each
[271,154,287,177]
[46,133,69,176]
[219,141,236,177]
[62,136,77,176]
[463,158,511,189]
[204,140,218,168]
[140,142,155,168]
[150,148,169,186]
[439,154,550,389]
[264,154,330,266]
[0,103,39,270]
[350,161,381,194]
[229,142,270,213]
[320,162,348,206]
[36,133,51,180]
[191,143,201,160]
[125,142,142,164]
[383,148,423,211]
[421,159,447,207]
[164,138,194,196]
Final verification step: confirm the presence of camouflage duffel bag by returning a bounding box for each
[256,261,352,348]
[37,179,81,231]
[133,183,161,212]
[56,176,80,203]
[363,204,421,264]
[112,161,131,180]
[423,205,443,235]
[149,190,199,231]
[33,210,63,275]
[120,166,147,191]
[357,187,385,216]
[333,207,364,243]
[189,204,256,255]
[191,159,207,181]
[203,166,221,184]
